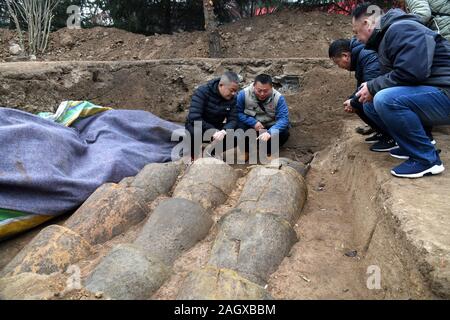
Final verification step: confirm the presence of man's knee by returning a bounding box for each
[279,130,290,146]
[363,102,376,116]
[185,123,195,137]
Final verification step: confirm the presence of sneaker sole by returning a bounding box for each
[390,153,409,160]
[365,140,379,144]
[370,145,398,152]
[391,164,445,178]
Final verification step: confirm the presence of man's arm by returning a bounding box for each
[268,96,290,134]
[406,0,432,24]
[187,87,216,131]
[367,22,436,95]
[361,50,381,83]
[236,91,257,127]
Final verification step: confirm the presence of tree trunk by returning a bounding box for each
[162,0,172,34]
[202,0,221,58]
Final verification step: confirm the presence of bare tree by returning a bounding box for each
[5,0,61,55]
[203,0,221,58]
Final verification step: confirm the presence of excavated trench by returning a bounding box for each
[0,59,448,300]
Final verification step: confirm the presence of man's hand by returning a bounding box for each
[213,129,227,141]
[254,122,265,131]
[356,83,373,103]
[258,132,271,142]
[343,99,355,113]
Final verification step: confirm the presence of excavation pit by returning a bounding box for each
[0,59,449,300]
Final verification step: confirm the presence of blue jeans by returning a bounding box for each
[363,86,450,165]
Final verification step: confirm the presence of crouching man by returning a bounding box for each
[185,71,240,160]
[236,74,290,162]
[352,3,450,178]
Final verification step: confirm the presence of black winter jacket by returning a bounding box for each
[349,37,381,108]
[186,78,237,131]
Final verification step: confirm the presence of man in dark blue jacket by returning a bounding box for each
[329,37,394,150]
[185,71,239,159]
[353,3,450,178]
[329,38,434,151]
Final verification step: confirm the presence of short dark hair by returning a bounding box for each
[352,2,375,20]
[329,39,351,58]
[254,74,273,86]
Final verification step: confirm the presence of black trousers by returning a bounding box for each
[185,123,236,158]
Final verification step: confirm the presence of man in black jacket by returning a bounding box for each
[352,3,450,178]
[185,71,239,159]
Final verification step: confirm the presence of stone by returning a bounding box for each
[237,165,307,225]
[85,244,171,300]
[270,157,310,177]
[173,158,238,210]
[208,209,297,285]
[177,266,272,300]
[130,161,183,204]
[1,225,92,277]
[60,34,75,48]
[134,198,213,265]
[64,183,148,245]
[9,44,22,56]
[0,272,66,300]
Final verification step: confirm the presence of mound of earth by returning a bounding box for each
[0,10,352,62]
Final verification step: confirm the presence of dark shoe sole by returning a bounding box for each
[370,145,398,152]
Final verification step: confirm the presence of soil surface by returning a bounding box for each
[0,10,352,62]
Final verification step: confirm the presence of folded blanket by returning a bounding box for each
[0,105,182,240]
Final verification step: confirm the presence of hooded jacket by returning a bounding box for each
[365,9,450,98]
[406,0,450,41]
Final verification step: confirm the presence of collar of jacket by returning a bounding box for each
[350,38,364,71]
[207,77,224,99]
[365,28,386,51]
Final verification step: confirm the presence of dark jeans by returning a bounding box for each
[354,100,433,139]
[363,86,450,165]
[236,122,290,155]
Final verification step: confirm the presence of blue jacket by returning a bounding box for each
[236,90,290,134]
[349,37,381,107]
[366,9,450,98]
[185,78,237,131]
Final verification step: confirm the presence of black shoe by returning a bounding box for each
[370,138,398,152]
[365,133,383,144]
[356,125,375,135]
